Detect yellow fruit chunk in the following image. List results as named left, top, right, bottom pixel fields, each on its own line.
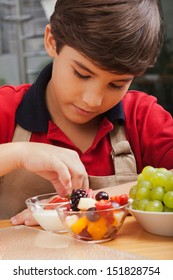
left=112, top=211, right=125, bottom=226
left=71, top=216, right=88, bottom=234
left=65, top=215, right=78, bottom=227
left=87, top=217, right=107, bottom=240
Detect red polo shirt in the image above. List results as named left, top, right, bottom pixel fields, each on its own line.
left=1, top=63, right=173, bottom=175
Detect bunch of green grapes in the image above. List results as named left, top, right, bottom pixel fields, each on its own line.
left=129, top=166, right=173, bottom=212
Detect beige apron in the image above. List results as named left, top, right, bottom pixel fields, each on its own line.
left=0, top=124, right=137, bottom=218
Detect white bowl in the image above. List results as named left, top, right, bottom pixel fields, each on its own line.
left=25, top=193, right=68, bottom=233
left=128, top=207, right=173, bottom=237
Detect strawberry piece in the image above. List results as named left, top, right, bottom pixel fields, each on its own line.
left=44, top=195, right=69, bottom=210
left=48, top=196, right=69, bottom=204
left=110, top=195, right=120, bottom=204
left=110, top=194, right=128, bottom=206
left=86, top=188, right=95, bottom=198
left=95, top=199, right=112, bottom=210
left=101, top=210, right=115, bottom=224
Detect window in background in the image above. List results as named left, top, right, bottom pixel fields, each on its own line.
left=131, top=0, right=173, bottom=116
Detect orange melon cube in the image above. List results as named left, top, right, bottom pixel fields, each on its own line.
left=71, top=215, right=88, bottom=234
left=87, top=217, right=108, bottom=240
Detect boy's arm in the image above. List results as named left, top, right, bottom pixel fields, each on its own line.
left=93, top=181, right=137, bottom=197
left=0, top=142, right=89, bottom=196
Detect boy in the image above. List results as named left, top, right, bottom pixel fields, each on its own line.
left=0, top=0, right=173, bottom=224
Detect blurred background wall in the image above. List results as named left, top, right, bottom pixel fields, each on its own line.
left=0, top=0, right=173, bottom=115
left=131, top=0, right=173, bottom=116
left=0, top=0, right=55, bottom=84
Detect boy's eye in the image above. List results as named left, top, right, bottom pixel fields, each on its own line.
left=109, top=82, right=123, bottom=90
left=73, top=69, right=90, bottom=80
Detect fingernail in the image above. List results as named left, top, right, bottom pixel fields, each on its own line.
left=10, top=217, right=17, bottom=225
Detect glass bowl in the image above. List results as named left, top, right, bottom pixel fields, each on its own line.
left=56, top=202, right=128, bottom=243
left=25, top=192, right=69, bottom=233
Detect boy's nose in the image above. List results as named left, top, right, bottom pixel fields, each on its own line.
left=82, top=88, right=104, bottom=108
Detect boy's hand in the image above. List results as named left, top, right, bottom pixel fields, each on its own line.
left=19, top=142, right=89, bottom=196
left=10, top=208, right=38, bottom=226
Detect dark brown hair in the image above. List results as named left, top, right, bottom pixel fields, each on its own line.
left=50, top=0, right=163, bottom=76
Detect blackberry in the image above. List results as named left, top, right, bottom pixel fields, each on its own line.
left=70, top=188, right=88, bottom=211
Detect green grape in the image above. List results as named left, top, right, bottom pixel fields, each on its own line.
left=137, top=173, right=145, bottom=183
left=163, top=191, right=173, bottom=209
left=129, top=166, right=173, bottom=212
left=129, top=185, right=137, bottom=199
left=142, top=166, right=156, bottom=181
left=136, top=199, right=149, bottom=211
left=163, top=205, right=173, bottom=212
left=150, top=186, right=165, bottom=201
left=157, top=168, right=172, bottom=177
left=137, top=180, right=152, bottom=190
left=146, top=200, right=163, bottom=212
left=136, top=187, right=151, bottom=200
left=131, top=199, right=139, bottom=210
left=164, top=174, right=173, bottom=192
left=150, top=171, right=167, bottom=187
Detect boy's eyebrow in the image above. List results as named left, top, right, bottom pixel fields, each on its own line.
left=73, top=60, right=133, bottom=82
left=73, top=60, right=95, bottom=75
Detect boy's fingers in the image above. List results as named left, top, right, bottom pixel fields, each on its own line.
left=52, top=158, right=89, bottom=193
left=82, top=175, right=89, bottom=189
left=71, top=175, right=89, bottom=190
left=10, top=209, right=37, bottom=226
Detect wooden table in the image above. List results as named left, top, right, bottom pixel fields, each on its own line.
left=1, top=216, right=172, bottom=260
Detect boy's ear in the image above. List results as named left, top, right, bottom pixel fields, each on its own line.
left=44, top=24, right=57, bottom=58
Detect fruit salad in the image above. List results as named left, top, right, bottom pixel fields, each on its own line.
left=57, top=189, right=128, bottom=242
left=129, top=166, right=173, bottom=212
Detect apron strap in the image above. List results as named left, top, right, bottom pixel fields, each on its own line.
left=89, top=125, right=137, bottom=190
left=12, top=124, right=31, bottom=142
left=110, top=125, right=137, bottom=175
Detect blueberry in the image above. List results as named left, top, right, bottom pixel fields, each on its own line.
left=95, top=191, right=109, bottom=201
left=86, top=207, right=100, bottom=222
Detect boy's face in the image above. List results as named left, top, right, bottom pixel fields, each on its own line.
left=46, top=45, right=133, bottom=125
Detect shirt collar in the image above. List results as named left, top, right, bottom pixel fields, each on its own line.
left=16, top=62, right=125, bottom=132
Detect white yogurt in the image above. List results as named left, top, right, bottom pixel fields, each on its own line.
left=32, top=209, right=66, bottom=232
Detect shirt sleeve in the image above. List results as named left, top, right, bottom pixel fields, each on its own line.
left=122, top=90, right=173, bottom=172
left=0, top=84, right=29, bottom=143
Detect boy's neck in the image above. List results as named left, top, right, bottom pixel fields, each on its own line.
left=53, top=115, right=101, bottom=153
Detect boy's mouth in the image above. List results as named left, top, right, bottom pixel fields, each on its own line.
left=73, top=105, right=97, bottom=116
